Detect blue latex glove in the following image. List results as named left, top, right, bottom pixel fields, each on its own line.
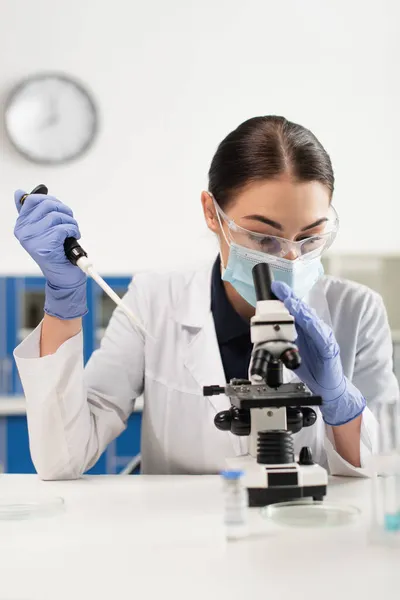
left=14, top=190, right=87, bottom=320
left=271, top=280, right=366, bottom=426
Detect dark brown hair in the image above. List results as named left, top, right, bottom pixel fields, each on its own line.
left=208, top=116, right=334, bottom=209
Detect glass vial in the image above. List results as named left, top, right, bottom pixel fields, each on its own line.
left=369, top=400, right=400, bottom=546
left=220, top=470, right=249, bottom=540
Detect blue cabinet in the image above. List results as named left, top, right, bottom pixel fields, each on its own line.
left=6, top=416, right=35, bottom=474
left=1, top=275, right=133, bottom=392
left=1, top=412, right=142, bottom=475
left=0, top=275, right=142, bottom=474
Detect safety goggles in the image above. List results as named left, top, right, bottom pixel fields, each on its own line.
left=211, top=195, right=339, bottom=260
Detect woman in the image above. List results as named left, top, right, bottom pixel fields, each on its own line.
left=13, top=116, right=398, bottom=479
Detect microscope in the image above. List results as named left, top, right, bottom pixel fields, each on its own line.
left=204, top=263, right=328, bottom=507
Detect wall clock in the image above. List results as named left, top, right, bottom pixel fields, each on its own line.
left=4, top=73, right=98, bottom=165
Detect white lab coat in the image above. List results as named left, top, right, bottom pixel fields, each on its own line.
left=14, top=262, right=398, bottom=480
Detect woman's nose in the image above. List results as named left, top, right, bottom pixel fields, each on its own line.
left=283, top=249, right=298, bottom=260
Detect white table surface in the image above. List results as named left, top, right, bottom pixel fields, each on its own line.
left=0, top=474, right=398, bottom=600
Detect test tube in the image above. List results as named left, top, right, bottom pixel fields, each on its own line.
left=369, top=401, right=400, bottom=546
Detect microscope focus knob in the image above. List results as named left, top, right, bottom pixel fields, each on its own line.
left=230, top=406, right=251, bottom=436
left=286, top=407, right=303, bottom=434
left=214, top=407, right=251, bottom=436
left=299, top=446, right=314, bottom=466
left=287, top=407, right=318, bottom=433
left=214, top=410, right=233, bottom=431
left=301, top=407, right=317, bottom=428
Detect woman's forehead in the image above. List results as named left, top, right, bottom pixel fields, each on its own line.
left=230, top=179, right=331, bottom=224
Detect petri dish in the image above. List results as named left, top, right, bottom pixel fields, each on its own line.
left=262, top=500, right=361, bottom=528
left=0, top=494, right=65, bottom=520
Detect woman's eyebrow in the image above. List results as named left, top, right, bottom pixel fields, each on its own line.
left=301, top=217, right=328, bottom=231
left=242, top=215, right=329, bottom=232
left=242, top=215, right=283, bottom=231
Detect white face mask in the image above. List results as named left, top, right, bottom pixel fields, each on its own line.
left=221, top=242, right=324, bottom=307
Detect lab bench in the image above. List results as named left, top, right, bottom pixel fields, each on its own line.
left=3, top=475, right=395, bottom=600
left=0, top=275, right=142, bottom=475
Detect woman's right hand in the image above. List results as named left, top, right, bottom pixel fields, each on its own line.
left=14, top=189, right=88, bottom=320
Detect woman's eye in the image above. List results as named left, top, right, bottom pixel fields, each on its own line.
left=249, top=235, right=281, bottom=253
left=299, top=236, right=324, bottom=252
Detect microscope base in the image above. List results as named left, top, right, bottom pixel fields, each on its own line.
left=247, top=484, right=327, bottom=507
left=226, top=455, right=328, bottom=508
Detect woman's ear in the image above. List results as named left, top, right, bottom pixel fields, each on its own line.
left=201, top=191, right=220, bottom=233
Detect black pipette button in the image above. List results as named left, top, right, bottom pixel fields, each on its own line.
left=30, top=184, right=48, bottom=195
left=19, top=184, right=49, bottom=206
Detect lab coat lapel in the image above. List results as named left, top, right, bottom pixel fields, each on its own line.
left=184, top=321, right=242, bottom=456
left=175, top=262, right=241, bottom=455
left=184, top=312, right=228, bottom=413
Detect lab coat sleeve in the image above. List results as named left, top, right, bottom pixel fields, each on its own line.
left=324, top=290, right=398, bottom=477
left=13, top=277, right=148, bottom=480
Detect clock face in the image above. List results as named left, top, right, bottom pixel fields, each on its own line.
left=4, top=73, right=98, bottom=165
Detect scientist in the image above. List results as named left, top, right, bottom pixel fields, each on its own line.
left=13, top=115, right=398, bottom=479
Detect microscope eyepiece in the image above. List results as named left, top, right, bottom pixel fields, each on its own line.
left=280, top=347, right=301, bottom=371
left=252, top=263, right=277, bottom=301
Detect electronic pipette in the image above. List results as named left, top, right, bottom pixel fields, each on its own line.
left=20, top=185, right=151, bottom=338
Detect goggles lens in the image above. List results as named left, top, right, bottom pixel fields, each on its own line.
left=212, top=196, right=338, bottom=259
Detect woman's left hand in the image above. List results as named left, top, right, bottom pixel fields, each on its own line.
left=271, top=281, right=366, bottom=426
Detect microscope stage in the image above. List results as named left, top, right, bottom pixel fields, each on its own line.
left=225, top=382, right=323, bottom=410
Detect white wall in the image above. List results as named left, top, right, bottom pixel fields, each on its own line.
left=0, top=0, right=399, bottom=275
